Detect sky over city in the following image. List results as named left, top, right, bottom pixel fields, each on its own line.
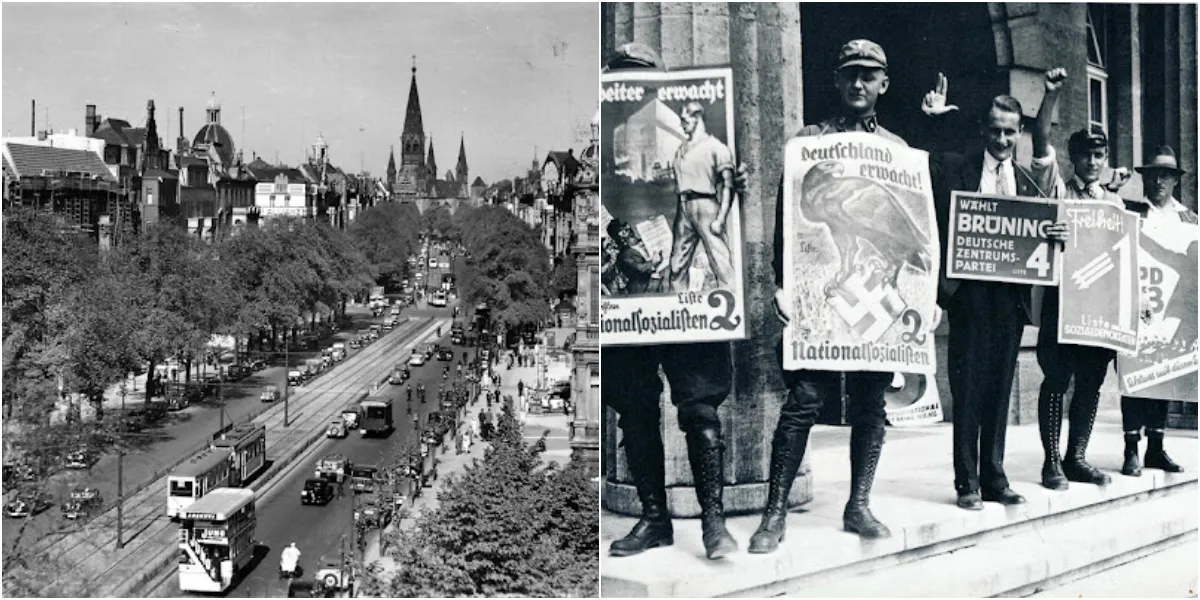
left=2, top=3, right=598, bottom=184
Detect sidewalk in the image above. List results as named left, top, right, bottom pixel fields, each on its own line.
left=361, top=362, right=577, bottom=578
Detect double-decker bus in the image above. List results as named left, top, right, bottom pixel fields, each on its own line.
left=177, top=487, right=256, bottom=593
left=211, top=423, right=266, bottom=486
left=358, top=398, right=394, bottom=437
left=167, top=449, right=233, bottom=519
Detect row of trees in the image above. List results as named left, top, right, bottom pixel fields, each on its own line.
left=365, top=402, right=598, bottom=597
left=2, top=203, right=434, bottom=474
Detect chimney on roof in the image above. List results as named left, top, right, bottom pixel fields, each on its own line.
left=86, top=104, right=96, bottom=136
left=32, top=100, right=36, bottom=136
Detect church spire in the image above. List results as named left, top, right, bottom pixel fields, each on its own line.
left=402, top=55, right=424, bottom=141
left=386, top=145, right=396, bottom=188
left=427, top=136, right=437, bottom=178
left=456, top=133, right=469, bottom=199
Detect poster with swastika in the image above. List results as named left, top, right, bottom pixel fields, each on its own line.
left=782, top=132, right=939, bottom=374
left=1057, top=201, right=1141, bottom=353
left=1116, top=217, right=1198, bottom=401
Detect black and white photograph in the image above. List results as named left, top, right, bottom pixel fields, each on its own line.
left=599, top=3, right=1198, bottom=597
left=2, top=3, right=600, bottom=597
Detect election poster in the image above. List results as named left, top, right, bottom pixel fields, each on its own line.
left=781, top=132, right=939, bottom=374
left=1057, top=201, right=1141, bottom=353
left=1117, top=218, right=1198, bottom=401
left=599, top=67, right=747, bottom=346
left=947, top=192, right=1061, bottom=285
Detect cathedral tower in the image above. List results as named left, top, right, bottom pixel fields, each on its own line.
left=455, top=134, right=469, bottom=199
left=396, top=56, right=427, bottom=196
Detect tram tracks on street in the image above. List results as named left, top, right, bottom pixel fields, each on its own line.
left=26, top=317, right=442, bottom=597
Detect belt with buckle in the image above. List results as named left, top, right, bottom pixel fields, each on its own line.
left=679, top=191, right=717, bottom=201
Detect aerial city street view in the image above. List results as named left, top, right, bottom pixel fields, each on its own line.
left=2, top=3, right=599, bottom=597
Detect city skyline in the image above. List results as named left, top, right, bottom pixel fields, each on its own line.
left=2, top=2, right=598, bottom=183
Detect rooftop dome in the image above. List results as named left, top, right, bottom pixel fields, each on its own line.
left=193, top=123, right=236, bottom=165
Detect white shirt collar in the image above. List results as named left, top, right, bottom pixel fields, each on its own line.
left=982, top=151, right=1010, bottom=174
left=1147, top=197, right=1187, bottom=215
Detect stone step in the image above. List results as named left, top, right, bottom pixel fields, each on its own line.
left=600, top=423, right=1197, bottom=597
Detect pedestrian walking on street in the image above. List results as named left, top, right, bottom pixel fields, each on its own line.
left=518, top=380, right=525, bottom=398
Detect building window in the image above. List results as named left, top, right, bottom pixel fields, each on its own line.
left=1086, top=4, right=1108, bottom=133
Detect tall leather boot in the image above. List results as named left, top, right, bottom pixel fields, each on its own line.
left=843, top=426, right=891, bottom=539
left=1039, top=390, right=1069, bottom=490
left=686, top=427, right=738, bottom=559
left=1144, top=430, right=1184, bottom=473
left=1062, top=393, right=1111, bottom=485
left=609, top=422, right=674, bottom=557
left=748, top=429, right=809, bottom=554
left=1121, top=432, right=1142, bottom=476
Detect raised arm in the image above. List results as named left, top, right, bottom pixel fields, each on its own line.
left=1034, top=68, right=1067, bottom=159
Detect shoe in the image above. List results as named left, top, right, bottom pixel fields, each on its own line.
left=686, top=427, right=738, bottom=560
left=981, top=487, right=1026, bottom=505
left=608, top=419, right=674, bottom=557
left=1121, top=432, right=1142, bottom=477
left=748, top=429, right=809, bottom=554
left=1144, top=430, right=1184, bottom=473
left=842, top=427, right=891, bottom=539
left=1062, top=392, right=1111, bottom=485
left=956, top=491, right=983, bottom=511
left=1039, top=390, right=1069, bottom=490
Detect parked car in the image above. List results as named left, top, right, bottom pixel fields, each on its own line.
left=437, top=347, right=454, bottom=361
left=65, top=447, right=94, bottom=470
left=314, top=563, right=351, bottom=594
left=286, top=580, right=323, bottom=598
left=331, top=343, right=346, bottom=361
left=301, top=478, right=335, bottom=506
left=408, top=353, right=426, bottom=367
left=288, top=370, right=304, bottom=387
left=348, top=338, right=362, bottom=350
left=5, top=493, right=50, bottom=518
left=62, top=487, right=102, bottom=520
left=350, top=464, right=379, bottom=493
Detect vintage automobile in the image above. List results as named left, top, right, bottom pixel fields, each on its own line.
left=315, top=455, right=350, bottom=483
left=367, top=325, right=381, bottom=340
left=5, top=493, right=51, bottom=518
left=314, top=562, right=351, bottom=594
left=301, top=477, right=335, bottom=506
left=349, top=464, right=379, bottom=494
left=341, top=405, right=360, bottom=430
left=437, top=347, right=454, bottom=361
left=325, top=419, right=347, bottom=439
left=354, top=491, right=391, bottom=529
left=286, top=580, right=325, bottom=598
left=288, top=370, right=304, bottom=387
left=331, top=343, right=347, bottom=361
left=348, top=338, right=362, bottom=350
left=61, top=487, right=102, bottom=520
left=408, top=352, right=426, bottom=367
left=261, top=385, right=281, bottom=403
left=65, top=447, right=94, bottom=470
left=382, top=321, right=394, bottom=332
left=389, top=367, right=409, bottom=385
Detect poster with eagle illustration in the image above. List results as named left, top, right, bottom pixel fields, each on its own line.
left=782, top=132, right=939, bottom=374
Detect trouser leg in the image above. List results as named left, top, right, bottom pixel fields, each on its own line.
left=748, top=362, right=830, bottom=554
left=1061, top=346, right=1113, bottom=485
left=667, top=201, right=700, bottom=292
left=978, top=285, right=1023, bottom=493
left=604, top=346, right=674, bottom=557
left=843, top=371, right=892, bottom=538
left=687, top=198, right=735, bottom=288
left=1037, top=321, right=1071, bottom=490
left=949, top=283, right=989, bottom=495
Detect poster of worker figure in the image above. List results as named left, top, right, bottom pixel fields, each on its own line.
left=1117, top=217, right=1199, bottom=401
left=1057, top=201, right=1141, bottom=353
left=781, top=132, right=939, bottom=374
left=599, top=67, right=747, bottom=346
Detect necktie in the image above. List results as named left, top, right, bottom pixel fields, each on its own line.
left=995, top=162, right=1009, bottom=196
left=861, top=116, right=878, bottom=133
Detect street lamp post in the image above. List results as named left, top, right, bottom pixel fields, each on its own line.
left=117, top=381, right=126, bottom=549
left=283, top=343, right=290, bottom=428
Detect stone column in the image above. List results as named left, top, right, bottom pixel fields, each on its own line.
left=602, top=2, right=812, bottom=517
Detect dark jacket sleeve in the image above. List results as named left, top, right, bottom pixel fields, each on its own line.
left=620, top=248, right=656, bottom=275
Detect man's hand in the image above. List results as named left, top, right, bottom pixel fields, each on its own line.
left=921, top=72, right=959, bottom=116
left=773, top=287, right=793, bottom=325
left=1045, top=221, right=1071, bottom=243
left=733, top=163, right=750, bottom=193
left=1044, top=67, right=1068, bottom=93
left=709, top=219, right=725, bottom=237
left=1106, top=167, right=1132, bottom=193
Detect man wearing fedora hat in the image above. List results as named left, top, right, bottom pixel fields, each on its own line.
left=1032, top=122, right=1133, bottom=492
left=1118, top=145, right=1196, bottom=477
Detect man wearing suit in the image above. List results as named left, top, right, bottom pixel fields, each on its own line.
left=604, top=43, right=738, bottom=561
left=921, top=69, right=1070, bottom=510
left=1119, top=145, right=1195, bottom=477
